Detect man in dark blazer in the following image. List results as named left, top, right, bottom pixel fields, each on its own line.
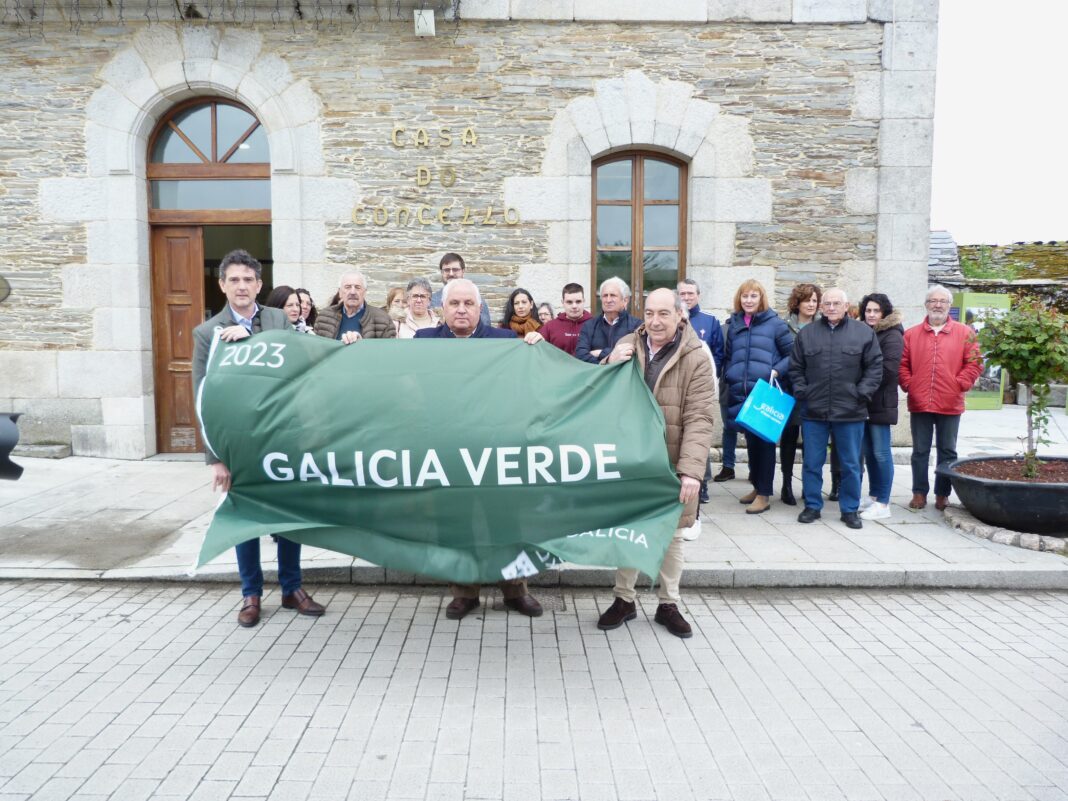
left=415, top=278, right=545, bottom=620
left=192, top=249, right=326, bottom=628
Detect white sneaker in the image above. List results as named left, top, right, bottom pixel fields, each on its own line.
left=681, top=518, right=702, bottom=541
left=860, top=502, right=891, bottom=520
left=859, top=496, right=876, bottom=511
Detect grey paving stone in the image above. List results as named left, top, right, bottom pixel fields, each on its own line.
left=5, top=583, right=1068, bottom=801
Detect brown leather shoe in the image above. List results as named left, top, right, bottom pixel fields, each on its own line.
left=504, top=594, right=544, bottom=617
left=738, top=488, right=758, bottom=504
left=745, top=495, right=770, bottom=514
left=281, top=588, right=325, bottom=616
left=935, top=495, right=950, bottom=511
left=908, top=493, right=927, bottom=510
left=654, top=603, right=692, bottom=639
left=237, top=595, right=261, bottom=628
left=597, top=597, right=637, bottom=630
left=445, top=597, right=480, bottom=620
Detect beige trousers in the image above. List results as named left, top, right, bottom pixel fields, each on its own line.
left=613, top=528, right=685, bottom=603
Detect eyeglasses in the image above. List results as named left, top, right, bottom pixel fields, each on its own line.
left=822, top=301, right=845, bottom=307
left=409, top=293, right=430, bottom=301
left=441, top=267, right=463, bottom=276
left=926, top=299, right=950, bottom=306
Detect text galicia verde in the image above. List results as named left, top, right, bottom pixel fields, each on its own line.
left=262, top=445, right=622, bottom=488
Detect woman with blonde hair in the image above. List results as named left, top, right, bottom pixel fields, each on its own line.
left=384, top=286, right=407, bottom=335
left=722, top=279, right=794, bottom=514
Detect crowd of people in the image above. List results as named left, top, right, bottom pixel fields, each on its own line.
left=197, top=248, right=982, bottom=638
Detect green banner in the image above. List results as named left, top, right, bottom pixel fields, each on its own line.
left=196, top=331, right=683, bottom=583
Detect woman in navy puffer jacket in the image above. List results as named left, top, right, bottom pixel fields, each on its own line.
left=723, top=279, right=795, bottom=514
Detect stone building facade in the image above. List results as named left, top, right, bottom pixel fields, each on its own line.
left=0, top=0, right=939, bottom=458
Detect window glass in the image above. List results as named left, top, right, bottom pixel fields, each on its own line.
left=226, top=125, right=269, bottom=163
left=642, top=251, right=679, bottom=297
left=171, top=105, right=212, bottom=160
left=644, top=160, right=680, bottom=201
left=216, top=104, right=258, bottom=153
left=643, top=206, right=679, bottom=248
left=151, top=180, right=271, bottom=210
left=151, top=128, right=201, bottom=164
left=596, top=252, right=632, bottom=298
left=596, top=160, right=632, bottom=201
left=596, top=206, right=631, bottom=248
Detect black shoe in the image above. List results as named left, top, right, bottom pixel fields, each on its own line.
left=712, top=467, right=735, bottom=483
left=827, top=474, right=840, bottom=502
left=445, top=597, right=480, bottom=620
left=780, top=478, right=796, bottom=506
left=840, top=512, right=862, bottom=529
left=797, top=507, right=821, bottom=524
left=654, top=603, right=692, bottom=639
left=597, top=598, right=637, bottom=630
left=699, top=482, right=710, bottom=504
left=503, top=594, right=543, bottom=617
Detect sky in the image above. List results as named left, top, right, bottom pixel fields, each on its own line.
left=930, top=1, right=1068, bottom=245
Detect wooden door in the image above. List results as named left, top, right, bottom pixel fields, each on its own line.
left=151, top=226, right=204, bottom=453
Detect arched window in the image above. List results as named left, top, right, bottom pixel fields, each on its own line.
left=592, top=153, right=687, bottom=312
left=147, top=98, right=270, bottom=223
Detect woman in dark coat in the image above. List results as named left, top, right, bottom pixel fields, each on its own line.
left=723, top=279, right=794, bottom=514
left=858, top=292, right=904, bottom=520
left=779, top=283, right=821, bottom=505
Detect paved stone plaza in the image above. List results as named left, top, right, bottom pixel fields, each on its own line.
left=1, top=581, right=1067, bottom=801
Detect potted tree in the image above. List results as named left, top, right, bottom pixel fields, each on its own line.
left=939, top=298, right=1068, bottom=533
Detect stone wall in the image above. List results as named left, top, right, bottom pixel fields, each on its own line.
left=0, top=1, right=939, bottom=456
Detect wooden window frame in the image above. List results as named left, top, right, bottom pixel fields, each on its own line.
left=591, top=151, right=688, bottom=313
left=147, top=97, right=270, bottom=225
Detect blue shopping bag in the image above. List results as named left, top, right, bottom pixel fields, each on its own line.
left=735, top=378, right=795, bottom=444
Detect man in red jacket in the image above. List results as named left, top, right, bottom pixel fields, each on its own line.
left=899, top=285, right=983, bottom=511
left=539, top=282, right=592, bottom=356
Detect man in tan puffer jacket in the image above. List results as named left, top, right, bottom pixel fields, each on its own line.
left=596, top=288, right=716, bottom=639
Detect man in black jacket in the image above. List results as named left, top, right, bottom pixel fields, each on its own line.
left=789, top=288, right=882, bottom=529
left=575, top=276, right=641, bottom=363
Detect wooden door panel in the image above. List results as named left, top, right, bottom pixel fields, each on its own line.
left=152, top=226, right=204, bottom=453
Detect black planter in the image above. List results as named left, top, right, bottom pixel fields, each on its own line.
left=938, top=456, right=1068, bottom=535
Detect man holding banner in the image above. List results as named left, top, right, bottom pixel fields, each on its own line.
left=596, top=288, right=716, bottom=639
left=416, top=278, right=546, bottom=619
left=192, top=249, right=326, bottom=628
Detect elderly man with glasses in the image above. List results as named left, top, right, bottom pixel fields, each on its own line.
left=789, top=287, right=883, bottom=529
left=899, top=285, right=983, bottom=511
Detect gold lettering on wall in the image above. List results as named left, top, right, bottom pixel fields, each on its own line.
left=359, top=122, right=517, bottom=227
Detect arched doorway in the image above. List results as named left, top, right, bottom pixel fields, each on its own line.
left=148, top=98, right=271, bottom=453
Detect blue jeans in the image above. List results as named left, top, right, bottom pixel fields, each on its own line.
left=910, top=412, right=961, bottom=497
left=236, top=536, right=302, bottom=597
left=801, top=420, right=865, bottom=513
left=863, top=423, right=894, bottom=504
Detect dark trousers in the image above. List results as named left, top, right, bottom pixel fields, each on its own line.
left=910, top=412, right=961, bottom=498
left=779, top=423, right=800, bottom=477
left=236, top=536, right=302, bottom=597
left=451, top=580, right=528, bottom=600
left=747, top=436, right=778, bottom=496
